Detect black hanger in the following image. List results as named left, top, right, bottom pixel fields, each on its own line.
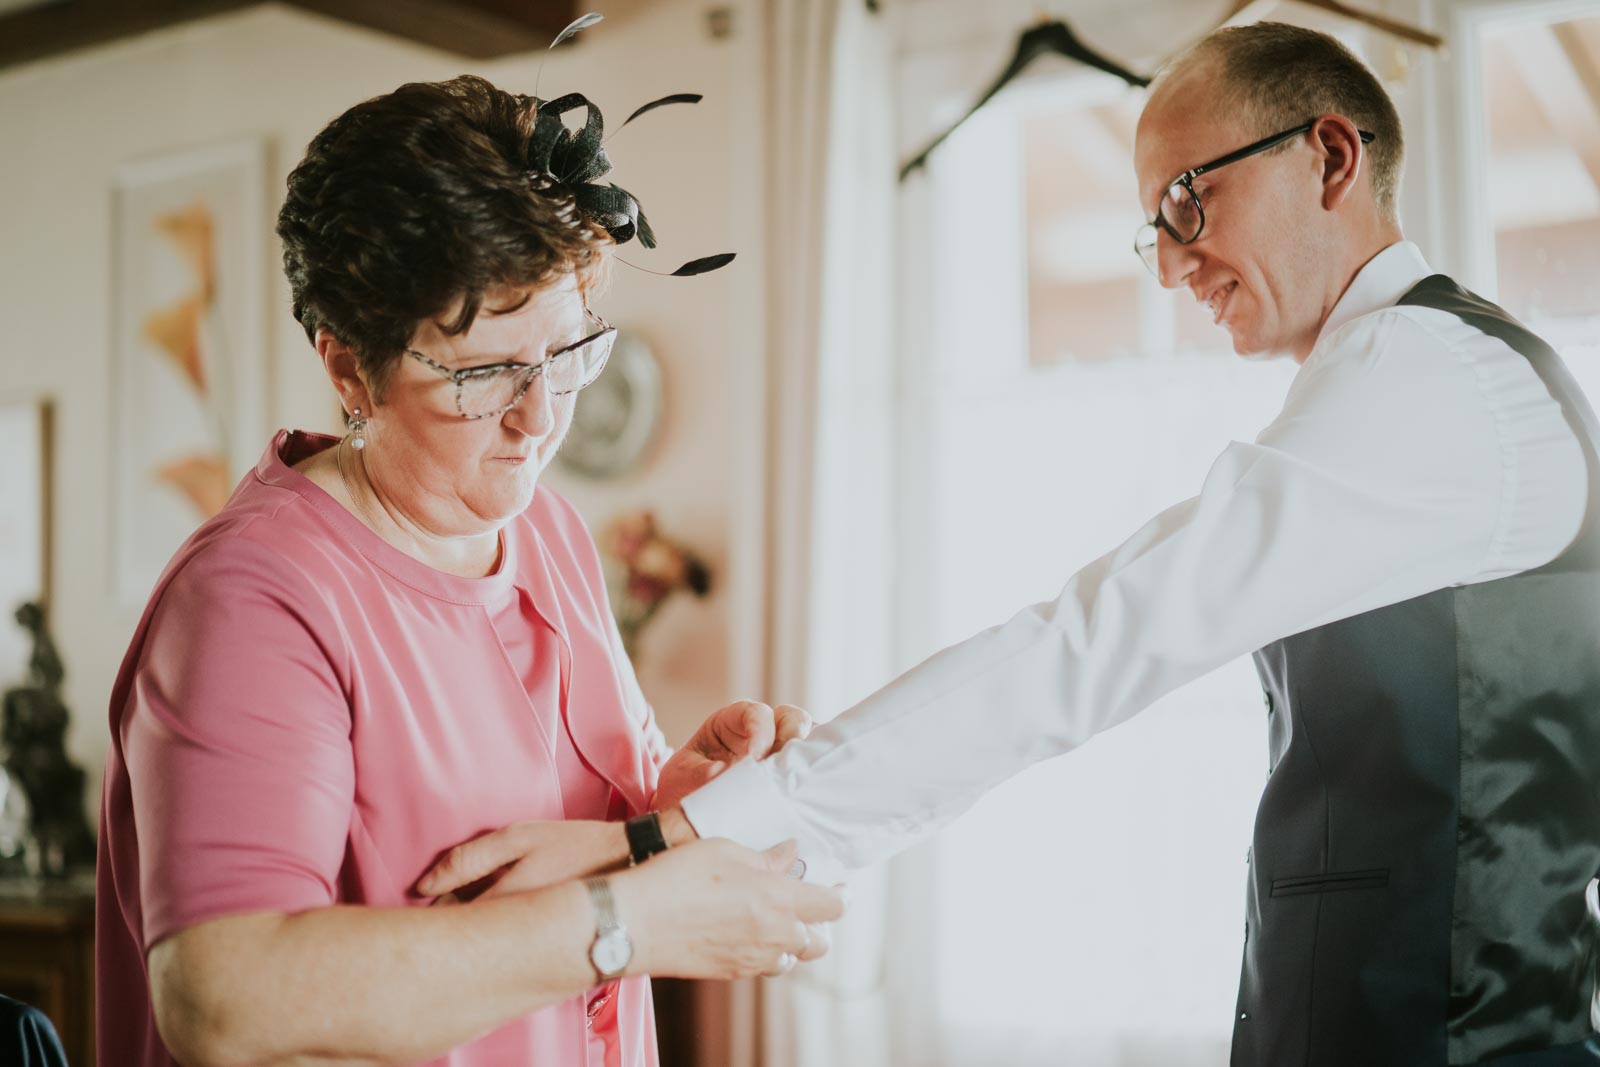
left=899, top=19, right=1151, bottom=182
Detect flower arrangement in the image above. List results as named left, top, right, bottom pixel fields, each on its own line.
left=602, top=511, right=711, bottom=656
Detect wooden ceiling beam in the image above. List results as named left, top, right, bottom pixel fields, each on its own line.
left=0, top=0, right=578, bottom=70
left=0, top=0, right=249, bottom=71
left=292, top=0, right=575, bottom=59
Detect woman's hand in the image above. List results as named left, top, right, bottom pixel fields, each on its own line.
left=654, top=700, right=813, bottom=812
left=612, top=838, right=844, bottom=980
left=419, top=699, right=813, bottom=902
left=418, top=820, right=628, bottom=903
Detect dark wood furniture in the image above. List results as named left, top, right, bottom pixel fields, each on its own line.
left=652, top=977, right=697, bottom=1067
left=0, top=876, right=95, bottom=1067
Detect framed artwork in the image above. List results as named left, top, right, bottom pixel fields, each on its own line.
left=110, top=139, right=267, bottom=606
left=0, top=398, right=51, bottom=687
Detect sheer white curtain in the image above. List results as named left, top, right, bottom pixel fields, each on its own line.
left=721, top=0, right=899, bottom=1064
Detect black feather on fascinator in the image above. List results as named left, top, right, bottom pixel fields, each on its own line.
left=527, top=14, right=735, bottom=277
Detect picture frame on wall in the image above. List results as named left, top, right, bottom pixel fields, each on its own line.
left=0, top=398, right=52, bottom=688
left=110, top=138, right=267, bottom=607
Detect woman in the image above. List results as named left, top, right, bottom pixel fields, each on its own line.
left=96, top=71, right=841, bottom=1067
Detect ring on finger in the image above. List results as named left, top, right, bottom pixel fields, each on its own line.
left=774, top=951, right=798, bottom=976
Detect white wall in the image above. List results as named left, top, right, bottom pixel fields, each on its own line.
left=0, top=0, right=768, bottom=820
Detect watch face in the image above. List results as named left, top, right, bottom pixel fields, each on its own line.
left=592, top=928, right=633, bottom=976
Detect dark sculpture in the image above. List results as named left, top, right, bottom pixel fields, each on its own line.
left=1, top=602, right=94, bottom=876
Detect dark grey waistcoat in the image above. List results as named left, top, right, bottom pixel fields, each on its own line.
left=1232, top=275, right=1600, bottom=1067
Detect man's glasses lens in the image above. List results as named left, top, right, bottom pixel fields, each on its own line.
left=1161, top=181, right=1203, bottom=241
left=1135, top=225, right=1160, bottom=276
left=1134, top=181, right=1204, bottom=277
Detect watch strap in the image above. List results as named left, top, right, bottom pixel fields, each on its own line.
left=584, top=876, right=631, bottom=981
left=584, top=876, right=620, bottom=931
left=624, top=812, right=670, bottom=866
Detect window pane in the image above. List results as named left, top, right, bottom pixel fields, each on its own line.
left=1481, top=12, right=1600, bottom=392
left=1023, top=97, right=1143, bottom=363
left=903, top=72, right=1298, bottom=1066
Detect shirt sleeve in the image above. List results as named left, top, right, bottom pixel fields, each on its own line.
left=124, top=533, right=355, bottom=950
left=681, top=310, right=1588, bottom=884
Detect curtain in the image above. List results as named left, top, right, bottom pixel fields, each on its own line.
left=702, top=0, right=899, bottom=1064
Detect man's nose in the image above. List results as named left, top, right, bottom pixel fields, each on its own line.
left=1155, top=230, right=1200, bottom=290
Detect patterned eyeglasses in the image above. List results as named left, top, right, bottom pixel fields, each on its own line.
left=405, top=306, right=616, bottom=419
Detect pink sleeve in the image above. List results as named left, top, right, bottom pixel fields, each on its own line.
left=123, top=536, right=354, bottom=950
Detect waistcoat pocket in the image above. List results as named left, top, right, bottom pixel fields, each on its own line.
left=1270, top=868, right=1390, bottom=897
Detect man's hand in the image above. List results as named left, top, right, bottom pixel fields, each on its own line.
left=654, top=700, right=812, bottom=812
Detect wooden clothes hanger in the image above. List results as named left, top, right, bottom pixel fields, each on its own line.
left=898, top=16, right=1151, bottom=182
left=1219, top=0, right=1443, bottom=49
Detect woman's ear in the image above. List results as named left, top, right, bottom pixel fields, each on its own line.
left=1313, top=114, right=1365, bottom=213
left=316, top=329, right=372, bottom=418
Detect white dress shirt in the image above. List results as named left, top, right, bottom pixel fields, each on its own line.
left=682, top=241, right=1589, bottom=887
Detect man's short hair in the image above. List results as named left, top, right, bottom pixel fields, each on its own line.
left=1160, top=22, right=1405, bottom=219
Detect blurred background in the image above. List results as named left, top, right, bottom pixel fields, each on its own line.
left=0, top=0, right=1596, bottom=1064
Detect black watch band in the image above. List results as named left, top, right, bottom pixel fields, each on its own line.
left=624, top=812, right=670, bottom=866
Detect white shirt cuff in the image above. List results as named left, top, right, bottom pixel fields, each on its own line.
left=679, top=757, right=845, bottom=885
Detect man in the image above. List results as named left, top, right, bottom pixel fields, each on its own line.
left=678, top=22, right=1600, bottom=1066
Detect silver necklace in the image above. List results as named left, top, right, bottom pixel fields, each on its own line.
left=334, top=435, right=387, bottom=534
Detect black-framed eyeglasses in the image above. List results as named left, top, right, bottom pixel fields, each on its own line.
left=405, top=306, right=617, bottom=420
left=1134, top=123, right=1375, bottom=278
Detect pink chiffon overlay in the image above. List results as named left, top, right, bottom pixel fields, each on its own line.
left=97, top=430, right=669, bottom=1066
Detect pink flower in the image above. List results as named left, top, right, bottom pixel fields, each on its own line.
left=605, top=512, right=658, bottom=563
left=633, top=540, right=688, bottom=587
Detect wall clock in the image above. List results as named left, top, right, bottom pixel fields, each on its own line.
left=555, top=329, right=663, bottom=479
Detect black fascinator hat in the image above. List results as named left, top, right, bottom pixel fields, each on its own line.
left=525, top=12, right=734, bottom=278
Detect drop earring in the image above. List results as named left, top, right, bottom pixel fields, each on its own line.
left=350, top=407, right=368, bottom=451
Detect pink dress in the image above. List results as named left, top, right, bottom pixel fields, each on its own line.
left=97, top=430, right=670, bottom=1067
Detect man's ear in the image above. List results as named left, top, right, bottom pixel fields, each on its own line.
left=315, top=329, right=373, bottom=418
left=1313, top=114, right=1366, bottom=212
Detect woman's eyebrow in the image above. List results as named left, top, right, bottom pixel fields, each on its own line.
left=459, top=326, right=586, bottom=367
left=484, top=292, right=534, bottom=316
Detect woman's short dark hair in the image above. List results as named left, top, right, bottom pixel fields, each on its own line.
left=277, top=74, right=611, bottom=393
left=1165, top=22, right=1405, bottom=219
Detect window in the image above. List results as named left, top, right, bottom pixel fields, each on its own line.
left=884, top=7, right=1600, bottom=1064
left=1478, top=10, right=1600, bottom=395
left=893, top=68, right=1296, bottom=1067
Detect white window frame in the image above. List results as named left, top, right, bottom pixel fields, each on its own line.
left=1417, top=0, right=1600, bottom=294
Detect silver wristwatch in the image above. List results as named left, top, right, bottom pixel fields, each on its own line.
left=584, top=877, right=633, bottom=981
